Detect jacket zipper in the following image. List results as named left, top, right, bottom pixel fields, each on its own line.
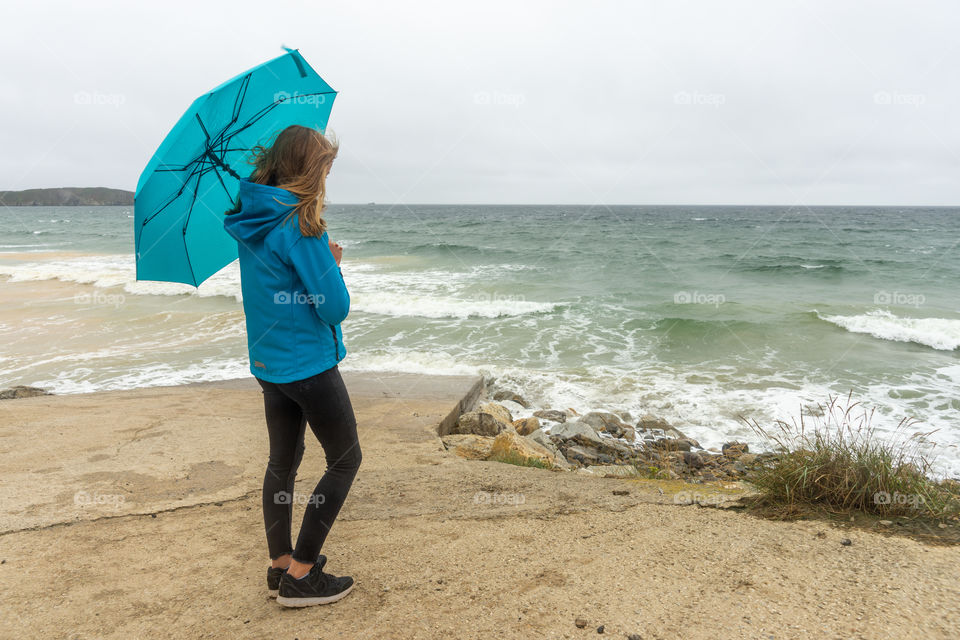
left=330, top=325, right=340, bottom=359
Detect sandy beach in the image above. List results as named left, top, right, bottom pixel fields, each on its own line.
left=0, top=372, right=957, bottom=640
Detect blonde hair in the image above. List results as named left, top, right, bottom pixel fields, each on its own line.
left=234, top=124, right=339, bottom=237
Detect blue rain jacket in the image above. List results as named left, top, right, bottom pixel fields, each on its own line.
left=223, top=178, right=349, bottom=382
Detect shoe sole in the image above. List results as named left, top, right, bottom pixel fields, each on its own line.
left=275, top=583, right=354, bottom=608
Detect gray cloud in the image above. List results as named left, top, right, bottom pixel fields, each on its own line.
left=2, top=0, right=958, bottom=204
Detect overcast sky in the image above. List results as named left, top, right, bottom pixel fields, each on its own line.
left=2, top=0, right=958, bottom=205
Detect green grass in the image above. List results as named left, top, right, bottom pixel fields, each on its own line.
left=488, top=450, right=554, bottom=470
left=742, top=393, right=960, bottom=520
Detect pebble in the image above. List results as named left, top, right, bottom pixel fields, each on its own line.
left=575, top=617, right=588, bottom=628
left=840, top=538, right=852, bottom=546
left=596, top=625, right=604, bottom=634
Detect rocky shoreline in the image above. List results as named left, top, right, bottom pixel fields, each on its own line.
left=441, top=378, right=778, bottom=482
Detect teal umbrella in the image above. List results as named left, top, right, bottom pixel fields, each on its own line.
left=134, top=48, right=336, bottom=285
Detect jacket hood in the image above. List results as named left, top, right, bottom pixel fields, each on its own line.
left=223, top=178, right=298, bottom=243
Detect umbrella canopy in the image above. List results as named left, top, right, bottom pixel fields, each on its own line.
left=134, top=48, right=336, bottom=285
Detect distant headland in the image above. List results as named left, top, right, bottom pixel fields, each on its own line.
left=0, top=187, right=133, bottom=206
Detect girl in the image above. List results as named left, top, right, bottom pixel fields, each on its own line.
left=224, top=124, right=360, bottom=607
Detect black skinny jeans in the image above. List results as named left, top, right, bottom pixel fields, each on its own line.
left=256, top=365, right=362, bottom=564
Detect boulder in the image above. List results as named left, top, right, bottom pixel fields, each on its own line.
left=492, top=389, right=529, bottom=407
left=722, top=442, right=749, bottom=458
left=637, top=414, right=671, bottom=431
left=563, top=444, right=603, bottom=466
left=682, top=451, right=704, bottom=469
left=527, top=428, right=558, bottom=452
left=579, top=411, right=629, bottom=436
left=478, top=401, right=513, bottom=425
left=441, top=434, right=495, bottom=460
left=648, top=437, right=694, bottom=452
left=532, top=409, right=567, bottom=423
left=512, top=416, right=540, bottom=436
left=498, top=399, right=526, bottom=416
left=549, top=420, right=604, bottom=447
left=452, top=411, right=509, bottom=437
left=489, top=430, right=555, bottom=466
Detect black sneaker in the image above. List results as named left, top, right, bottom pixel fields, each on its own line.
left=276, top=558, right=354, bottom=608
left=267, top=554, right=325, bottom=598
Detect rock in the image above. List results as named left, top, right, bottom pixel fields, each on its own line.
left=550, top=420, right=604, bottom=447
left=492, top=389, right=528, bottom=407
left=613, top=490, right=630, bottom=496
left=840, top=538, right=852, bottom=546
left=637, top=414, right=671, bottom=431
left=0, top=386, right=51, bottom=400
left=597, top=625, right=605, bottom=634
left=512, top=416, right=540, bottom=436
left=575, top=618, right=588, bottom=629
left=441, top=434, right=495, bottom=460
left=879, top=520, right=893, bottom=526
left=682, top=451, right=704, bottom=469
left=620, top=426, right=636, bottom=442
left=527, top=428, right=557, bottom=451
left=628, top=635, right=643, bottom=640
left=452, top=411, right=509, bottom=437
left=497, top=399, right=526, bottom=416
left=738, top=453, right=757, bottom=465
left=564, top=444, right=603, bottom=466
left=722, top=442, right=749, bottom=458
left=532, top=409, right=567, bottom=423
left=579, top=411, right=629, bottom=436
left=663, top=427, right=692, bottom=441
left=478, top=401, right=513, bottom=425
left=489, top=430, right=555, bottom=466
left=615, top=410, right=633, bottom=422
left=648, top=438, right=693, bottom=452
left=552, top=449, right=573, bottom=470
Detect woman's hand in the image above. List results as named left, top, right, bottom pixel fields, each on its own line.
left=329, top=239, right=343, bottom=266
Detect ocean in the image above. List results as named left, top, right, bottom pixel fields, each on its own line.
left=2, top=204, right=959, bottom=476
